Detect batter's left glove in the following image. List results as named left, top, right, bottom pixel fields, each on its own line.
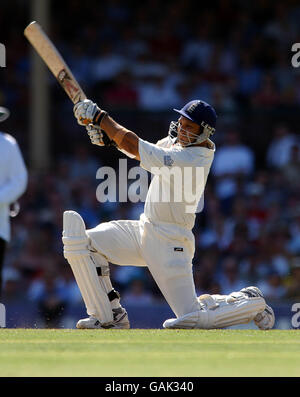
left=86, top=124, right=116, bottom=147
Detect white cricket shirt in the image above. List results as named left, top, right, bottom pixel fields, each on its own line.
left=138, top=136, right=215, bottom=230
left=0, top=133, right=28, bottom=241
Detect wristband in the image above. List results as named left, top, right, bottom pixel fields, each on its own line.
left=93, top=110, right=108, bottom=126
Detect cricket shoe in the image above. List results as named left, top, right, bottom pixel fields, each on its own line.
left=76, top=308, right=130, bottom=329
left=240, top=286, right=275, bottom=330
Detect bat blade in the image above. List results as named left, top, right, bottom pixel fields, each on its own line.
left=24, top=21, right=86, bottom=104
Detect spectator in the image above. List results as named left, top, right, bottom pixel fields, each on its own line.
left=287, top=211, right=300, bottom=255
left=282, top=145, right=300, bottom=188
left=91, top=43, right=128, bottom=84
left=240, top=252, right=271, bottom=285
left=67, top=42, right=92, bottom=87
left=217, top=256, right=245, bottom=295
left=266, top=124, right=300, bottom=169
left=119, top=27, right=149, bottom=60
left=103, top=70, right=138, bottom=109
left=113, top=265, right=148, bottom=294
left=181, top=25, right=214, bottom=71
left=252, top=75, right=281, bottom=108
left=257, top=271, right=287, bottom=301
left=198, top=214, right=233, bottom=250
left=211, top=129, right=254, bottom=210
left=266, top=230, right=291, bottom=277
left=245, top=185, right=267, bottom=240
left=187, top=71, right=213, bottom=104
left=69, top=145, right=100, bottom=182
left=194, top=250, right=219, bottom=295
left=137, top=75, right=181, bottom=111
left=1, top=266, right=22, bottom=302
left=285, top=257, right=300, bottom=301
left=28, top=267, right=67, bottom=328
left=122, top=279, right=154, bottom=306
left=237, top=53, right=262, bottom=104
left=131, top=52, right=168, bottom=80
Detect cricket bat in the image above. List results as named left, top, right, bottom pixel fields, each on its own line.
left=24, top=21, right=86, bottom=104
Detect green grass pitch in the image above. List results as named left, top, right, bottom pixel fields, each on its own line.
left=0, top=329, right=299, bottom=377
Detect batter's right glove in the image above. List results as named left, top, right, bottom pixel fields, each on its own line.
left=86, top=124, right=116, bottom=147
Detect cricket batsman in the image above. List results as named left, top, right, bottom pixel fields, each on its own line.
left=62, top=98, right=275, bottom=330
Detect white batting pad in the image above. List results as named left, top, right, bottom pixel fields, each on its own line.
left=163, top=292, right=266, bottom=329
left=62, top=210, right=113, bottom=326
left=163, top=310, right=205, bottom=329
left=207, top=292, right=266, bottom=328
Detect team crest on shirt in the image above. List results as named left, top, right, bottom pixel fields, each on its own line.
left=164, top=155, right=174, bottom=167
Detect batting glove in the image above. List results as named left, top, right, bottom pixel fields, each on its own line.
left=86, top=124, right=116, bottom=147
left=74, top=99, right=105, bottom=126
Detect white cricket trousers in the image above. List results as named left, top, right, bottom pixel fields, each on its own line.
left=86, top=214, right=200, bottom=318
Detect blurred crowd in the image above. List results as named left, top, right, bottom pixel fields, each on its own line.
left=1, top=0, right=300, bottom=327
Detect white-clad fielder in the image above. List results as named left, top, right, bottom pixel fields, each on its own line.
left=0, top=107, right=28, bottom=299
left=62, top=98, right=275, bottom=330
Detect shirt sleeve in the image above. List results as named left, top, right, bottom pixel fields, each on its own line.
left=117, top=147, right=137, bottom=159
left=155, top=136, right=172, bottom=148
left=0, top=137, right=28, bottom=204
left=139, top=138, right=181, bottom=174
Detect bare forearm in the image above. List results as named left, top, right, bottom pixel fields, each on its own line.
left=101, top=115, right=140, bottom=160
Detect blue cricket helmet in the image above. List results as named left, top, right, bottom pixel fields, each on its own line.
left=173, top=100, right=217, bottom=129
